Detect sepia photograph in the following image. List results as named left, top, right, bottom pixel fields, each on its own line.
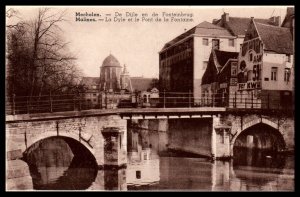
left=5, top=5, right=294, bottom=191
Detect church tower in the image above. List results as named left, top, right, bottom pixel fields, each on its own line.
left=120, top=64, right=133, bottom=92
left=99, top=54, right=122, bottom=92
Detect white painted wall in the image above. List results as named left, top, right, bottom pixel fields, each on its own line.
left=262, top=53, right=294, bottom=91
left=193, top=36, right=240, bottom=101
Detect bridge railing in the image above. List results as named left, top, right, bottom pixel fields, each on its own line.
left=5, top=91, right=294, bottom=115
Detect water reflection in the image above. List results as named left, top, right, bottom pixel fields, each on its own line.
left=32, top=155, right=98, bottom=190
left=25, top=124, right=294, bottom=191
left=231, top=147, right=294, bottom=191
left=127, top=126, right=160, bottom=189
left=25, top=137, right=98, bottom=190
left=124, top=125, right=294, bottom=191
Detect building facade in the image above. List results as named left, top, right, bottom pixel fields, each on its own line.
left=201, top=14, right=294, bottom=109
left=235, top=18, right=294, bottom=109
left=201, top=49, right=239, bottom=107
left=159, top=21, right=236, bottom=106
left=99, top=54, right=133, bottom=93
left=81, top=54, right=158, bottom=109
left=159, top=13, right=280, bottom=106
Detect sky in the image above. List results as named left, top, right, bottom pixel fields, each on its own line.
left=6, top=6, right=290, bottom=78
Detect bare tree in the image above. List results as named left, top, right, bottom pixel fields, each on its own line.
left=6, top=8, right=82, bottom=102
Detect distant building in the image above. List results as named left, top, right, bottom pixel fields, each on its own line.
left=120, top=65, right=133, bottom=92
left=130, top=77, right=154, bottom=92
left=99, top=54, right=132, bottom=93
left=81, top=54, right=157, bottom=108
left=159, top=13, right=281, bottom=106
left=80, top=77, right=100, bottom=108
left=140, top=88, right=159, bottom=107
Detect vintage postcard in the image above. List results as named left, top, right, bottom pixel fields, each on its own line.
left=5, top=5, right=294, bottom=191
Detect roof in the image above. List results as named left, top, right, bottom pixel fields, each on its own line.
left=202, top=49, right=238, bottom=85
left=282, top=7, right=294, bottom=28
left=81, top=77, right=100, bottom=86
left=214, top=17, right=278, bottom=36
left=130, top=77, right=154, bottom=91
left=255, top=22, right=293, bottom=54
left=161, top=21, right=232, bottom=51
left=214, top=49, right=239, bottom=68
left=102, top=54, right=121, bottom=67
left=81, top=76, right=155, bottom=92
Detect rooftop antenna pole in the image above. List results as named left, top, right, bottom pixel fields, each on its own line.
left=270, top=9, right=275, bottom=18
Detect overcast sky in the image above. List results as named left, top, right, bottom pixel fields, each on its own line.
left=6, top=6, right=290, bottom=78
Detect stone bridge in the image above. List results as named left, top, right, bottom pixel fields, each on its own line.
left=6, top=108, right=294, bottom=190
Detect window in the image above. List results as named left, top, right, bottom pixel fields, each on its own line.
left=271, top=67, right=278, bottom=81
left=212, top=39, right=220, bottom=50
left=202, top=38, right=209, bottom=46
left=286, top=55, right=291, bottom=62
left=203, top=61, right=208, bottom=70
left=93, top=93, right=97, bottom=96
left=136, top=171, right=141, bottom=179
left=229, top=39, right=235, bottom=47
left=249, top=53, right=253, bottom=61
left=284, top=68, right=291, bottom=82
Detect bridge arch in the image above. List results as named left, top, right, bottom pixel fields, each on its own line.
left=25, top=131, right=95, bottom=161
left=22, top=136, right=98, bottom=190
left=230, top=117, right=285, bottom=155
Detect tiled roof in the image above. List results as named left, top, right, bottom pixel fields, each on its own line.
left=202, top=53, right=218, bottom=85
left=161, top=21, right=232, bottom=51
left=215, top=17, right=278, bottom=36
left=81, top=76, right=155, bottom=92
left=130, top=77, right=154, bottom=91
left=81, top=77, right=100, bottom=86
left=255, top=22, right=293, bottom=54
left=202, top=50, right=238, bottom=85
left=214, top=50, right=239, bottom=68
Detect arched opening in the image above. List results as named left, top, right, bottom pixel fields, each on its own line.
left=234, top=123, right=285, bottom=151
left=232, top=123, right=288, bottom=189
left=22, top=136, right=98, bottom=190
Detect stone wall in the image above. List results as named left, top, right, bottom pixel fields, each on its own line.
left=6, top=114, right=127, bottom=190
left=168, top=118, right=213, bottom=157
left=219, top=113, right=294, bottom=156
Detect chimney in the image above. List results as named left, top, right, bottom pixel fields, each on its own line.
left=269, top=16, right=281, bottom=26
left=212, top=19, right=218, bottom=24
left=222, top=13, right=229, bottom=23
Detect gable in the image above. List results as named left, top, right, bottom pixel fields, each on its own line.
left=244, top=20, right=259, bottom=42
left=201, top=53, right=219, bottom=85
